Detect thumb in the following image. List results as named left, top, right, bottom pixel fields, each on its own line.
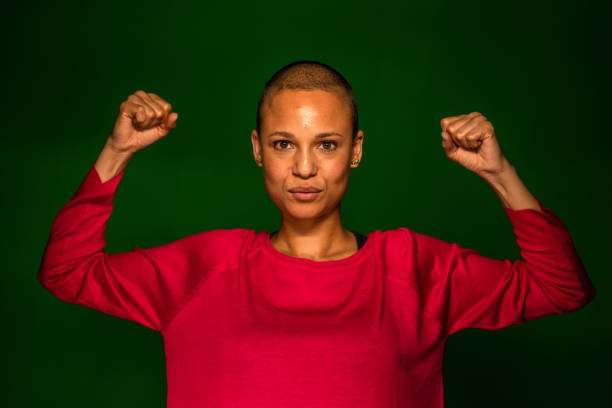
left=441, top=131, right=457, bottom=155
left=160, top=112, right=178, bottom=133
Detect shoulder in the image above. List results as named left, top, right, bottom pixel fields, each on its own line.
left=137, top=228, right=255, bottom=271
left=378, top=226, right=449, bottom=257
left=377, top=227, right=454, bottom=282
left=189, top=228, right=255, bottom=260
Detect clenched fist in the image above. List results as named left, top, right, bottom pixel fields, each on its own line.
left=440, top=112, right=507, bottom=177
left=108, top=90, right=178, bottom=154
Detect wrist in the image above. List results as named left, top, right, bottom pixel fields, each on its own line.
left=105, top=136, right=137, bottom=156
left=94, top=137, right=135, bottom=183
left=478, top=157, right=515, bottom=185
left=480, top=161, right=542, bottom=212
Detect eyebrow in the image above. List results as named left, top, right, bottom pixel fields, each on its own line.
left=267, top=131, right=343, bottom=139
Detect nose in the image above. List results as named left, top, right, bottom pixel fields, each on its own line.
left=292, top=149, right=317, bottom=178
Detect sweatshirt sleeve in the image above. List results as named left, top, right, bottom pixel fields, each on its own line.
left=37, top=161, right=247, bottom=332
left=407, top=197, right=595, bottom=336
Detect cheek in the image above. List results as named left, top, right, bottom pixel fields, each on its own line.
left=263, top=160, right=286, bottom=188
left=327, top=160, right=351, bottom=184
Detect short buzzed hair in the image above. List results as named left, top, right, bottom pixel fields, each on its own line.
left=256, top=60, right=359, bottom=140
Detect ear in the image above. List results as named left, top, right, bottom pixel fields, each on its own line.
left=251, top=129, right=263, bottom=166
left=351, top=129, right=364, bottom=164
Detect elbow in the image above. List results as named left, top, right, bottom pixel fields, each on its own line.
left=37, top=262, right=53, bottom=290
left=37, top=262, right=78, bottom=302
left=556, top=277, right=596, bottom=314
left=37, top=264, right=60, bottom=297
left=576, top=280, right=596, bottom=310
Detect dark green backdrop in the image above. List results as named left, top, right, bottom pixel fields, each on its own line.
left=6, top=0, right=610, bottom=406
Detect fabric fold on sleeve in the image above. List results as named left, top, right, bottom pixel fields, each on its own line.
left=38, top=161, right=209, bottom=332
left=425, top=196, right=595, bottom=336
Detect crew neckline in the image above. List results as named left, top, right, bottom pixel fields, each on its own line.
left=261, top=230, right=375, bottom=268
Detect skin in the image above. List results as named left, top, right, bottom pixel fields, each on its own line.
left=250, top=88, right=365, bottom=262
left=439, top=111, right=542, bottom=212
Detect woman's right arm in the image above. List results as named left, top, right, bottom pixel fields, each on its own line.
left=37, top=91, right=192, bottom=332
left=38, top=154, right=248, bottom=332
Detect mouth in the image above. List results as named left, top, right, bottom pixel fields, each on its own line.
left=289, top=191, right=321, bottom=201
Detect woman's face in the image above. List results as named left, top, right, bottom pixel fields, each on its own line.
left=251, top=88, right=363, bottom=221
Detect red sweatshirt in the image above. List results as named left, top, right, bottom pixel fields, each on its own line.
left=38, top=161, right=595, bottom=408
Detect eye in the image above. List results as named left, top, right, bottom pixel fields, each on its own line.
left=320, top=141, right=338, bottom=152
left=273, top=140, right=292, bottom=150
left=272, top=140, right=338, bottom=152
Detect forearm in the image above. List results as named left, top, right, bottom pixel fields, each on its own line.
left=94, top=137, right=135, bottom=183
left=480, top=158, right=543, bottom=213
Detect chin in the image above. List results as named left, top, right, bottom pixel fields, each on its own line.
left=276, top=200, right=325, bottom=219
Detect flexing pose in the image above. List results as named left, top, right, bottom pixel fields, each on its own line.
left=39, top=60, right=595, bottom=407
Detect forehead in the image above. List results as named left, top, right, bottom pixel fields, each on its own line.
left=262, top=88, right=351, bottom=130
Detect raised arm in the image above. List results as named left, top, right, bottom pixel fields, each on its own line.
left=418, top=112, right=596, bottom=335
left=38, top=91, right=208, bottom=332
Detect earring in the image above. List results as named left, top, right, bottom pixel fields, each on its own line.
left=255, top=156, right=262, bottom=165
left=351, top=159, right=360, bottom=166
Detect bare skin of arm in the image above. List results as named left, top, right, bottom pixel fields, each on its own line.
left=94, top=139, right=135, bottom=183
left=481, top=157, right=543, bottom=213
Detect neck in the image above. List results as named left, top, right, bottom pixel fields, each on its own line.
left=270, top=211, right=357, bottom=262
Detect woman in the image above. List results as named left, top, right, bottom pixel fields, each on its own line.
left=38, top=60, right=595, bottom=408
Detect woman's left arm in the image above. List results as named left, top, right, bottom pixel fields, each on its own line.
left=431, top=112, right=596, bottom=335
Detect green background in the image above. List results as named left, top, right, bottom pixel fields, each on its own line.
left=5, top=0, right=610, bottom=406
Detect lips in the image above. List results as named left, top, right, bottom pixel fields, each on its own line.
left=289, top=187, right=322, bottom=193
left=289, top=186, right=322, bottom=202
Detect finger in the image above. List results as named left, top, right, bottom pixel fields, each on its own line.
left=442, top=116, right=467, bottom=147
left=141, top=103, right=158, bottom=129
left=143, top=93, right=167, bottom=125
left=464, top=127, right=484, bottom=149
left=460, top=115, right=487, bottom=148
left=128, top=93, right=158, bottom=128
left=441, top=133, right=458, bottom=155
left=160, top=112, right=178, bottom=133
left=445, top=115, right=470, bottom=133
left=135, top=91, right=165, bottom=125
left=443, top=111, right=481, bottom=133
left=440, top=114, right=464, bottom=131
left=148, top=93, right=173, bottom=117
left=454, top=114, right=479, bottom=139
left=442, top=116, right=468, bottom=148
left=120, top=101, right=147, bottom=124
left=446, top=113, right=483, bottom=147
